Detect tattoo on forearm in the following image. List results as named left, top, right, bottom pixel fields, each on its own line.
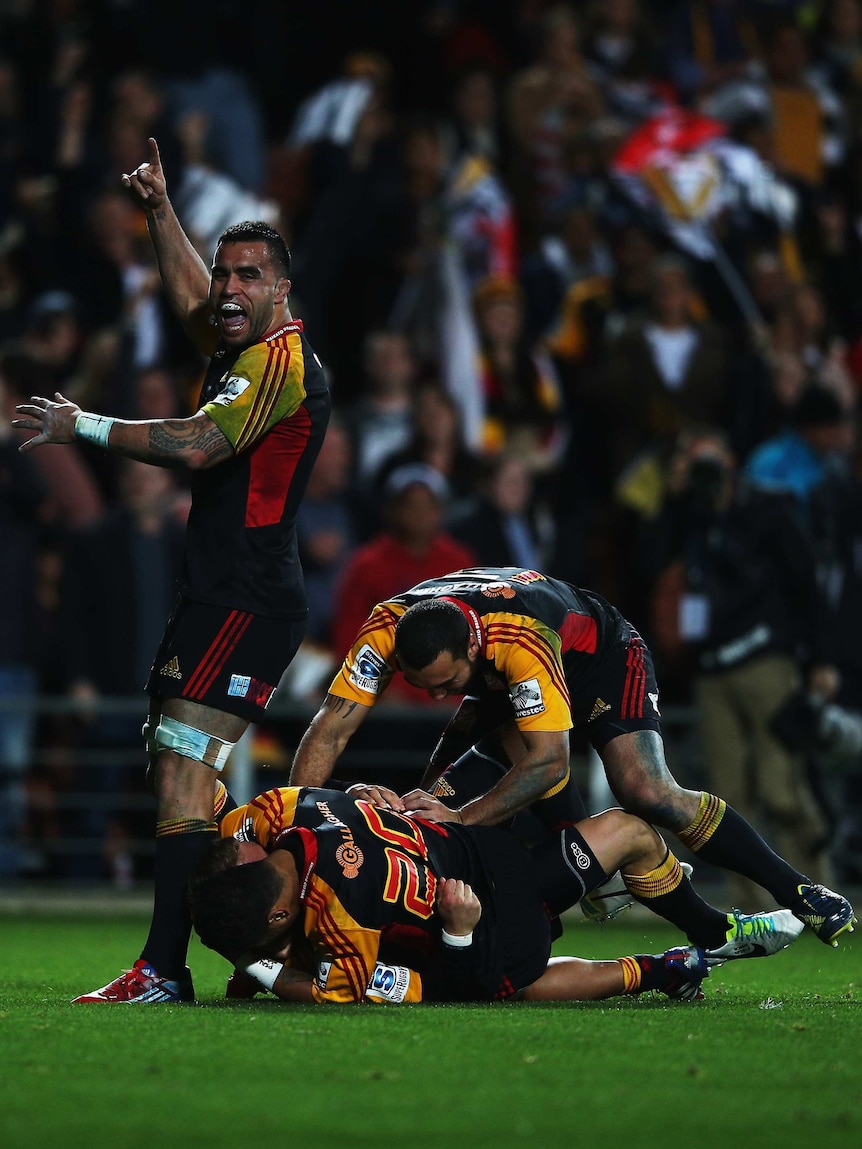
left=148, top=420, right=232, bottom=464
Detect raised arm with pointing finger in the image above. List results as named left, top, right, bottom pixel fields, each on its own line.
left=16, top=135, right=332, bottom=1007
left=122, top=137, right=216, bottom=353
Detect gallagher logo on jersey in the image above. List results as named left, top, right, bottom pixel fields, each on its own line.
left=510, top=678, right=545, bottom=717
left=348, top=644, right=388, bottom=693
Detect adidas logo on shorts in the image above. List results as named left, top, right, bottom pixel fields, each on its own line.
left=160, top=656, right=182, bottom=680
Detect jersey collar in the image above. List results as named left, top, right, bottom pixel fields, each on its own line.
left=438, top=596, right=486, bottom=656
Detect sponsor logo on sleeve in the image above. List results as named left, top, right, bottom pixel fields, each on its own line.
left=510, top=678, right=545, bottom=718
left=348, top=644, right=388, bottom=693
left=366, top=963, right=412, bottom=1003
left=211, top=374, right=252, bottom=406
left=648, top=691, right=661, bottom=716
left=317, top=960, right=332, bottom=989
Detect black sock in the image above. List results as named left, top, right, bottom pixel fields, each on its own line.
left=677, top=793, right=807, bottom=907
left=624, top=849, right=730, bottom=949
left=140, top=822, right=217, bottom=979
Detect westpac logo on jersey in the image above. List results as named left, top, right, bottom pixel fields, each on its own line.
left=510, top=678, right=545, bottom=717
left=348, top=644, right=387, bottom=693
left=317, top=960, right=332, bottom=989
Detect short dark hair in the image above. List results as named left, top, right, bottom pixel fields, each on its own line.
left=216, top=221, right=291, bottom=279
left=394, top=599, right=471, bottom=670
left=189, top=853, right=283, bottom=958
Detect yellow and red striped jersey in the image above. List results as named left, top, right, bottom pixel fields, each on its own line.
left=185, top=319, right=331, bottom=617
left=327, top=567, right=625, bottom=733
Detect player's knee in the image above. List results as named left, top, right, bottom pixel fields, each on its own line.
left=150, top=715, right=236, bottom=772
left=615, top=776, right=690, bottom=828
left=600, top=807, right=657, bottom=859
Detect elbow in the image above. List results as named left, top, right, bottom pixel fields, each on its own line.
left=546, top=758, right=569, bottom=788
left=185, top=448, right=217, bottom=471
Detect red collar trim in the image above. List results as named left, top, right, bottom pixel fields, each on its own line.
left=439, top=597, right=485, bottom=656
left=265, top=320, right=303, bottom=341
left=274, top=825, right=317, bottom=900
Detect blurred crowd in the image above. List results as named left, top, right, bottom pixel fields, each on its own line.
left=2, top=0, right=862, bottom=889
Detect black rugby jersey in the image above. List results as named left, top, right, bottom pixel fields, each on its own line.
left=328, top=567, right=629, bottom=732
left=183, top=320, right=330, bottom=617
left=223, top=786, right=550, bottom=1002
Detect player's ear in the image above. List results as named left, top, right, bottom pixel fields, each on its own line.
left=275, top=277, right=291, bottom=303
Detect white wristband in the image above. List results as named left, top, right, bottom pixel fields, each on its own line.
left=239, top=957, right=284, bottom=992
left=75, top=412, right=115, bottom=449
left=441, top=929, right=473, bottom=948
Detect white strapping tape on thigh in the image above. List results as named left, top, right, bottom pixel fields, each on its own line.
left=154, top=716, right=235, bottom=772
left=142, top=720, right=157, bottom=756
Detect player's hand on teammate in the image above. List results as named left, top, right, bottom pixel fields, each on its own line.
left=345, top=782, right=405, bottom=812
left=401, top=788, right=463, bottom=823
left=12, top=392, right=81, bottom=450
left=436, top=878, right=481, bottom=937
left=121, top=137, right=167, bottom=211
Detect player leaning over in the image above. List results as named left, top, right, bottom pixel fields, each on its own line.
left=14, top=139, right=331, bottom=1003
left=289, top=567, right=855, bottom=955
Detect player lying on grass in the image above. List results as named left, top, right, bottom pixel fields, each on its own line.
left=188, top=783, right=803, bottom=1005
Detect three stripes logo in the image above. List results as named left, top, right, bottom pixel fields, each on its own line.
left=160, top=656, right=182, bottom=680
left=589, top=697, right=611, bottom=722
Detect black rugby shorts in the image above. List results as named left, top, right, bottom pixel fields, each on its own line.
left=146, top=598, right=305, bottom=722
left=571, top=626, right=663, bottom=750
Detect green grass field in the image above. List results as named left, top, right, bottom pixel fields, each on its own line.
left=1, top=912, right=859, bottom=1149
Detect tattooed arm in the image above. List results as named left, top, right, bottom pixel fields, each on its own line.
left=121, top=136, right=217, bottom=355
left=289, top=694, right=373, bottom=787
left=13, top=394, right=232, bottom=470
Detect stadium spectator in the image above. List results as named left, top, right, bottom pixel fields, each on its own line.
left=506, top=4, right=605, bottom=235
left=296, top=417, right=359, bottom=646
left=642, top=427, right=837, bottom=908
left=330, top=464, right=476, bottom=704
left=346, top=330, right=418, bottom=491
left=603, top=255, right=728, bottom=482
left=472, top=274, right=567, bottom=471
left=450, top=452, right=548, bottom=571
left=371, top=382, right=482, bottom=520
left=60, top=460, right=186, bottom=884
left=745, top=383, right=856, bottom=511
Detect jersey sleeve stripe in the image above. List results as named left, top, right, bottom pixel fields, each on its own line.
left=235, top=346, right=284, bottom=452
left=352, top=606, right=403, bottom=645
left=306, top=884, right=369, bottom=1000
left=232, top=346, right=277, bottom=452
left=486, top=622, right=569, bottom=698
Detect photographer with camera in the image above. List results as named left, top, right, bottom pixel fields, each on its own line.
left=641, top=427, right=839, bottom=909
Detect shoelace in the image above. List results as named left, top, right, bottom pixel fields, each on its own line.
left=732, top=911, right=774, bottom=940
left=102, top=966, right=162, bottom=1000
